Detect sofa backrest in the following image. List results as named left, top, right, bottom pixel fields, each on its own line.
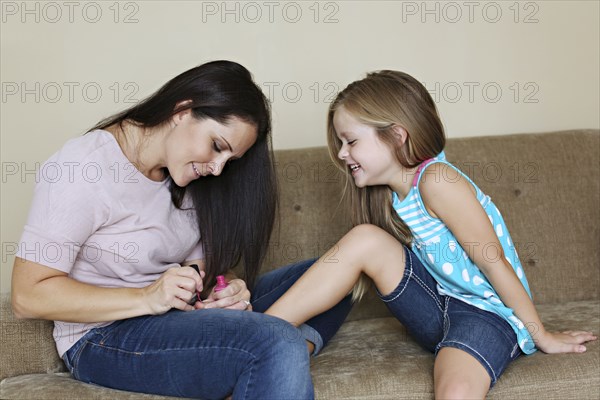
left=445, top=130, right=599, bottom=303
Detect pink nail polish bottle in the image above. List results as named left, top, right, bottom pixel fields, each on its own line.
left=214, top=275, right=228, bottom=292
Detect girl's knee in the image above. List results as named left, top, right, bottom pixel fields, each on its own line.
left=434, top=347, right=491, bottom=399
left=345, top=224, right=399, bottom=252
left=343, top=224, right=407, bottom=290
left=347, top=223, right=386, bottom=238
left=435, top=378, right=487, bottom=400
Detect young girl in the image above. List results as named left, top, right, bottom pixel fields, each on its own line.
left=265, top=70, right=597, bottom=398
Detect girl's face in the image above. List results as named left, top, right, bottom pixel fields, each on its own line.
left=333, top=106, right=403, bottom=188
left=165, top=112, right=257, bottom=187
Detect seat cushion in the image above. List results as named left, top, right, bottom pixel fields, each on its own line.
left=2, top=300, right=598, bottom=399
left=0, top=372, right=182, bottom=399
left=312, top=300, right=600, bottom=399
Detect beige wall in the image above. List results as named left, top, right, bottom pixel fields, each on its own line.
left=1, top=1, right=599, bottom=292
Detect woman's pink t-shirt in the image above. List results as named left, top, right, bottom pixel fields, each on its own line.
left=16, top=130, right=203, bottom=356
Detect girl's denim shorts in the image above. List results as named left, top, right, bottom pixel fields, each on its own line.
left=377, top=246, right=522, bottom=386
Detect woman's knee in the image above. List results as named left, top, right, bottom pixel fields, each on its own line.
left=269, top=331, right=310, bottom=365
left=237, top=312, right=310, bottom=364
left=246, top=324, right=313, bottom=396
left=195, top=311, right=310, bottom=374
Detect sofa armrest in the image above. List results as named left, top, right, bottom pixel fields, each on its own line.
left=0, top=293, right=66, bottom=381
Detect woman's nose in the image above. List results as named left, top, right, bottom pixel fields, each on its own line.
left=210, top=162, right=223, bottom=176
left=210, top=155, right=230, bottom=176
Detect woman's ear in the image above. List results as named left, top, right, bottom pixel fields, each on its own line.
left=171, top=100, right=194, bottom=126
left=392, top=125, right=408, bottom=146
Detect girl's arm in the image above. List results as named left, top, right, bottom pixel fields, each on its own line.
left=11, top=257, right=203, bottom=322
left=420, top=163, right=596, bottom=354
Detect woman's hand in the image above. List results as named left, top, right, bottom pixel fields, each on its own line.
left=534, top=329, right=597, bottom=354
left=142, top=265, right=204, bottom=314
left=200, top=278, right=252, bottom=311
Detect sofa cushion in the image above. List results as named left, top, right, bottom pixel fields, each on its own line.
left=2, top=300, right=597, bottom=399
left=0, top=373, right=181, bottom=400
left=311, top=300, right=600, bottom=399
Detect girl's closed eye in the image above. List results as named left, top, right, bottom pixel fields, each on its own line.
left=212, top=140, right=222, bottom=152
left=347, top=140, right=357, bottom=146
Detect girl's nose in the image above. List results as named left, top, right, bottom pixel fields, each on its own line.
left=338, top=144, right=348, bottom=160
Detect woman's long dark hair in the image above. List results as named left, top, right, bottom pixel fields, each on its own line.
left=90, top=60, right=276, bottom=290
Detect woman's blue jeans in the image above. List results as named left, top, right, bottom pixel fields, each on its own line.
left=63, top=259, right=352, bottom=400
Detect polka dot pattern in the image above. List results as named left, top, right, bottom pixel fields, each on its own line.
left=462, top=269, right=470, bottom=282
left=392, top=152, right=536, bottom=355
left=442, top=263, right=453, bottom=275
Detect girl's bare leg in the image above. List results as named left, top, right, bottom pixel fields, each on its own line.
left=265, top=224, right=407, bottom=326
left=434, top=347, right=491, bottom=399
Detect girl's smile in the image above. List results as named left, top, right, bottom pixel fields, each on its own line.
left=333, top=105, right=412, bottom=195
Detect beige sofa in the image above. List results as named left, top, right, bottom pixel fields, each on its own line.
left=1, top=130, right=599, bottom=399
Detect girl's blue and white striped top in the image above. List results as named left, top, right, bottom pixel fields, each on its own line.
left=393, top=151, right=536, bottom=354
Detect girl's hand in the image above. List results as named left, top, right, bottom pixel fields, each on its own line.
left=142, top=265, right=204, bottom=314
left=535, top=330, right=597, bottom=354
left=201, top=278, right=252, bottom=311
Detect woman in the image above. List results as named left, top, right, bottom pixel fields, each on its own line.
left=11, top=60, right=351, bottom=399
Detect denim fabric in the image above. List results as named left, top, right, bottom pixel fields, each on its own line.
left=378, top=246, right=522, bottom=386
left=64, top=259, right=352, bottom=400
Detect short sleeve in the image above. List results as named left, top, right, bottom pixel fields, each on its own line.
left=16, top=156, right=109, bottom=273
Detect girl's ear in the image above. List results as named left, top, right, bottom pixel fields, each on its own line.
left=392, top=125, right=408, bottom=146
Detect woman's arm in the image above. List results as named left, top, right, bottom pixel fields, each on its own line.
left=200, top=269, right=252, bottom=310
left=11, top=257, right=203, bottom=322
left=420, top=163, right=596, bottom=353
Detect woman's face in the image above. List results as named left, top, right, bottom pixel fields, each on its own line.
left=166, top=111, right=258, bottom=187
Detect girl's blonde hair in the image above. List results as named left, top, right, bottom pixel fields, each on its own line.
left=327, top=70, right=446, bottom=301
